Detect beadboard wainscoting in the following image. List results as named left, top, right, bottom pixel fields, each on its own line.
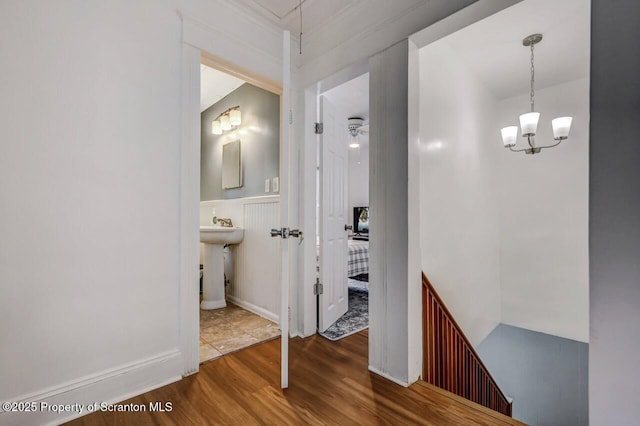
left=200, top=196, right=281, bottom=322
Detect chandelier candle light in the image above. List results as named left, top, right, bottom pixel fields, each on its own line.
left=501, top=34, right=572, bottom=155
left=211, top=106, right=241, bottom=135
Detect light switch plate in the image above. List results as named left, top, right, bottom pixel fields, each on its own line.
left=273, top=177, right=279, bottom=193
left=264, top=178, right=271, bottom=193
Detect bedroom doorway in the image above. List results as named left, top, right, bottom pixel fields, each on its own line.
left=316, top=72, right=370, bottom=341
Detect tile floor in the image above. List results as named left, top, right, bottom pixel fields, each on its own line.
left=199, top=303, right=280, bottom=364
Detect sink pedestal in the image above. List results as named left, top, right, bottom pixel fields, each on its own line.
left=201, top=243, right=227, bottom=310
left=200, top=226, right=243, bottom=310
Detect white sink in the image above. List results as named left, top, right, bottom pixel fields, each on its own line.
left=200, top=226, right=244, bottom=245
left=199, top=226, right=244, bottom=310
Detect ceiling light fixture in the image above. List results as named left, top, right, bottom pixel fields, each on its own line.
left=348, top=117, right=365, bottom=149
left=211, top=106, right=241, bottom=135
left=349, top=135, right=360, bottom=149
left=501, top=34, right=572, bottom=155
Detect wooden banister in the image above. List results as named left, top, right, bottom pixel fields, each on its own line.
left=422, top=272, right=512, bottom=417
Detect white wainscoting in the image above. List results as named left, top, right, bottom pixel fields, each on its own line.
left=201, top=196, right=281, bottom=322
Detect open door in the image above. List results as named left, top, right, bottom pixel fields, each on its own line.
left=272, top=30, right=294, bottom=389
left=318, top=95, right=349, bottom=332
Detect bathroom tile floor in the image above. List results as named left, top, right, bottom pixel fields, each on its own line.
left=199, top=303, right=280, bottom=364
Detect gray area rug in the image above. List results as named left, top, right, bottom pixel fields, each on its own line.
left=319, top=280, right=368, bottom=341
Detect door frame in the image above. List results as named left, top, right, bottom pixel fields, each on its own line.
left=299, top=61, right=370, bottom=337
left=178, top=13, right=285, bottom=377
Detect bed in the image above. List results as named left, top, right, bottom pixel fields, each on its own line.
left=347, top=239, right=369, bottom=277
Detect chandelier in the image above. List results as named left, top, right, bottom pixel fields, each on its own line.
left=501, top=34, right=572, bottom=155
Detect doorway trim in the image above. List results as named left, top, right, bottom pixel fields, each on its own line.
left=178, top=12, right=283, bottom=376
left=300, top=60, right=369, bottom=338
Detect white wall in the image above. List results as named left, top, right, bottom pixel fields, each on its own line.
left=0, top=0, right=181, bottom=402
left=418, top=48, right=589, bottom=346
left=0, top=0, right=282, bottom=423
left=418, top=41, right=502, bottom=346
left=368, top=40, right=410, bottom=385
left=590, top=0, right=640, bottom=421
left=497, top=78, right=590, bottom=343
left=348, top=145, right=370, bottom=229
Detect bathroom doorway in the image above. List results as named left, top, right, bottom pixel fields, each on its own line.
left=197, top=59, right=283, bottom=364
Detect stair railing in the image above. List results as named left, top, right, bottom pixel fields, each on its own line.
left=422, top=273, right=512, bottom=417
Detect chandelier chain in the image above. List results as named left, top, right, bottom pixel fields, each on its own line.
left=530, top=42, right=535, bottom=112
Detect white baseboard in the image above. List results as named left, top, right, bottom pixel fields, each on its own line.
left=1, top=350, right=183, bottom=426
left=227, top=295, right=278, bottom=324
left=368, top=365, right=409, bottom=388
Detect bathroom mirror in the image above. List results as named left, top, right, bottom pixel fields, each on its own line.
left=222, top=140, right=242, bottom=189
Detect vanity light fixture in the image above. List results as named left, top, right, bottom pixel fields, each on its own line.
left=211, top=106, right=241, bottom=135
left=229, top=108, right=241, bottom=126
left=501, top=34, right=572, bottom=155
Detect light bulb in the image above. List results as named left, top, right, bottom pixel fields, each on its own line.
left=211, top=120, right=222, bottom=135
left=501, top=126, right=518, bottom=147
left=220, top=114, right=231, bottom=131
left=552, top=117, right=572, bottom=140
left=519, top=112, right=540, bottom=136
left=230, top=109, right=241, bottom=126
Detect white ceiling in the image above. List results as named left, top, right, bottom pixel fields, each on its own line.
left=443, top=0, right=590, bottom=100
left=235, top=0, right=362, bottom=37
left=322, top=73, right=369, bottom=146
left=200, top=65, right=245, bottom=112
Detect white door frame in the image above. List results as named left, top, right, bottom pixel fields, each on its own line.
left=279, top=31, right=291, bottom=388
left=299, top=61, right=369, bottom=337
left=178, top=13, right=284, bottom=376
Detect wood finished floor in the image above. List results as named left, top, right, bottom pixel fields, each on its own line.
left=67, top=331, right=526, bottom=425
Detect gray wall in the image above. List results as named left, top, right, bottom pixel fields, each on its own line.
left=477, top=324, right=588, bottom=426
left=201, top=83, right=279, bottom=200
left=368, top=40, right=409, bottom=381
left=590, top=0, right=640, bottom=424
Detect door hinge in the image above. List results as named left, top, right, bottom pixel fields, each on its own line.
left=289, top=109, right=293, bottom=125
left=314, top=122, right=323, bottom=134
left=313, top=279, right=323, bottom=295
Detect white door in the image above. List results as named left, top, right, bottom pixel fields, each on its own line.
left=319, top=95, right=349, bottom=332
left=278, top=30, right=292, bottom=389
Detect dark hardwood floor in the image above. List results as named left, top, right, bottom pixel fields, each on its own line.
left=67, top=331, right=525, bottom=425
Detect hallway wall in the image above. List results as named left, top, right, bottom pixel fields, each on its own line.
left=589, top=0, right=640, bottom=422
left=0, top=0, right=283, bottom=423
left=418, top=40, right=502, bottom=346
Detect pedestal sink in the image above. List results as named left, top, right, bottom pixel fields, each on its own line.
left=200, top=226, right=244, bottom=310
